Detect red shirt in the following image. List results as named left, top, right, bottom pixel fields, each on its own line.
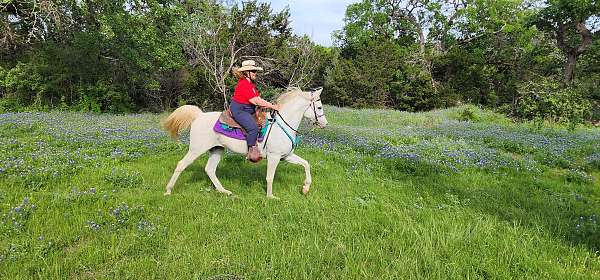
left=232, top=78, right=259, bottom=104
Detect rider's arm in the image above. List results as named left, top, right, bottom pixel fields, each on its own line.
left=249, top=96, right=279, bottom=111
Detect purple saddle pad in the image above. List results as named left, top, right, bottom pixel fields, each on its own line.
left=213, top=120, right=265, bottom=142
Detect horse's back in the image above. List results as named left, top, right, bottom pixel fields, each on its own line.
left=187, top=111, right=221, bottom=146
left=190, top=111, right=248, bottom=154
left=192, top=111, right=220, bottom=126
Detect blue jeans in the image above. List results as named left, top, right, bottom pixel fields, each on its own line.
left=230, top=101, right=258, bottom=147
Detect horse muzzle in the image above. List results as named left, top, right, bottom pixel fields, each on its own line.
left=314, top=120, right=328, bottom=129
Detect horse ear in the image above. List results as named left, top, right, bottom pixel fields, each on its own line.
left=313, top=87, right=323, bottom=98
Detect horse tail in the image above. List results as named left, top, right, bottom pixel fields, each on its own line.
left=162, top=105, right=203, bottom=139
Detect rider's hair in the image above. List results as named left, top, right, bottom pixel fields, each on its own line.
left=232, top=67, right=249, bottom=80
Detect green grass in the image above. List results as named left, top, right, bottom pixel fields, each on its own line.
left=1, top=107, right=599, bottom=279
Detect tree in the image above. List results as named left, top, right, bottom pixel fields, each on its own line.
left=1, top=0, right=187, bottom=112
left=178, top=0, right=302, bottom=108
left=325, top=41, right=399, bottom=108
left=178, top=0, right=244, bottom=107
left=267, top=35, right=320, bottom=89
left=428, top=0, right=469, bottom=53
left=435, top=0, right=545, bottom=109
left=1, top=0, right=77, bottom=60
left=532, top=0, right=600, bottom=83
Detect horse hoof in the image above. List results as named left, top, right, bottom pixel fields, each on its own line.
left=302, top=186, right=310, bottom=195
left=267, top=195, right=280, bottom=200
left=218, top=189, right=232, bottom=195
left=164, top=192, right=171, bottom=196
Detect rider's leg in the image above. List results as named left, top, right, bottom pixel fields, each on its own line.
left=230, top=102, right=261, bottom=162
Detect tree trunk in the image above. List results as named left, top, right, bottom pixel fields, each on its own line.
left=565, top=52, right=577, bottom=83
left=417, top=25, right=425, bottom=55
left=556, top=21, right=592, bottom=84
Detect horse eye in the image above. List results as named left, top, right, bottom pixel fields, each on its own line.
left=317, top=107, right=322, bottom=110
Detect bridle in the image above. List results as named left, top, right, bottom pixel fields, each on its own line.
left=306, top=87, right=326, bottom=126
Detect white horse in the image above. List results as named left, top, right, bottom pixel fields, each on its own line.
left=162, top=88, right=328, bottom=198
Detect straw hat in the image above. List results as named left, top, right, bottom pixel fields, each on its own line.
left=238, top=60, right=263, bottom=72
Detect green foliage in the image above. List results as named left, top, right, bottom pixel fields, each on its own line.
left=390, top=62, right=441, bottom=111
left=176, top=0, right=306, bottom=109
left=458, top=105, right=481, bottom=122
left=531, top=0, right=600, bottom=83
left=257, top=86, right=280, bottom=103
left=532, top=0, right=599, bottom=35
left=0, top=62, right=46, bottom=107
left=336, top=0, right=400, bottom=50
left=324, top=0, right=599, bottom=124
left=516, top=78, right=592, bottom=126
left=325, top=41, right=402, bottom=108
left=1, top=0, right=600, bottom=124
left=75, top=81, right=133, bottom=113
left=1, top=0, right=188, bottom=112
left=325, top=37, right=441, bottom=111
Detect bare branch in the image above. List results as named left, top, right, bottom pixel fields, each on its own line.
left=286, top=37, right=318, bottom=88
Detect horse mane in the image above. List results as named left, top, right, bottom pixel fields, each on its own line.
left=276, top=87, right=304, bottom=105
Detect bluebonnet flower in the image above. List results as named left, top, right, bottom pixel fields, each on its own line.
left=0, top=112, right=177, bottom=185
left=301, top=112, right=597, bottom=173
left=2, top=109, right=599, bottom=185
left=2, top=197, right=35, bottom=232
left=87, top=220, right=101, bottom=231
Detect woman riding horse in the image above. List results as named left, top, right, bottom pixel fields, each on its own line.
left=162, top=87, right=327, bottom=198
left=230, top=60, right=279, bottom=162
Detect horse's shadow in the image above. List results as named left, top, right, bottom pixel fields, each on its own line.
left=182, top=154, right=300, bottom=195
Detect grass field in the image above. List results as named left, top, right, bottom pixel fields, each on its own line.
left=1, top=105, right=599, bottom=279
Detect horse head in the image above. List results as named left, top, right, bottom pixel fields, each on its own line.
left=302, top=87, right=328, bottom=129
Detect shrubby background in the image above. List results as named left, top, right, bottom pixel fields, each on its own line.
left=1, top=0, right=599, bottom=124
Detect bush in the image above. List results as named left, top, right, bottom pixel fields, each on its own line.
left=0, top=97, right=27, bottom=113
left=0, top=62, right=47, bottom=110
left=390, top=63, right=441, bottom=112
left=576, top=75, right=600, bottom=121
left=75, top=81, right=133, bottom=113
left=516, top=78, right=592, bottom=126
left=458, top=106, right=481, bottom=122
left=324, top=41, right=400, bottom=109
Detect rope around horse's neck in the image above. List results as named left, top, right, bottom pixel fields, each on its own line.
left=275, top=111, right=300, bottom=134
left=261, top=110, right=301, bottom=152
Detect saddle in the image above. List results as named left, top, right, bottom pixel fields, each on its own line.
left=218, top=108, right=266, bottom=133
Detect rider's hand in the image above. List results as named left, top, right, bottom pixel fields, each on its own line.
left=271, top=104, right=280, bottom=111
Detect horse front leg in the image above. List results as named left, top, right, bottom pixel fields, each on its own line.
left=266, top=152, right=281, bottom=199
left=283, top=153, right=311, bottom=195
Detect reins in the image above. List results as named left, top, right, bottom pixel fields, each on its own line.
left=261, top=110, right=299, bottom=154
left=261, top=88, right=324, bottom=156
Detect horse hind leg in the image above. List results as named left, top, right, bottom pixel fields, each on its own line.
left=205, top=146, right=232, bottom=195
left=164, top=149, right=204, bottom=195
